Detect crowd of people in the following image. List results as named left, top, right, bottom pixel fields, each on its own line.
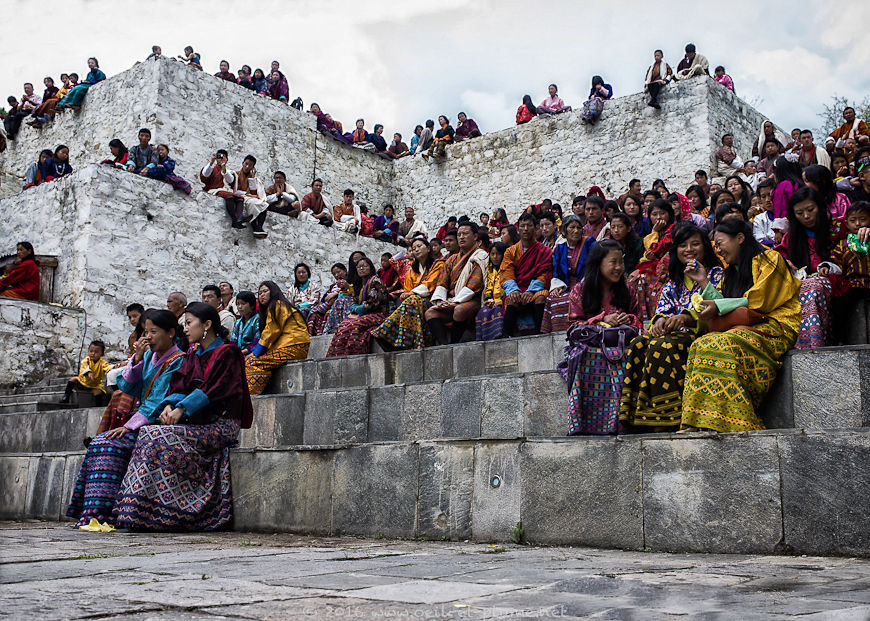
left=3, top=42, right=870, bottom=535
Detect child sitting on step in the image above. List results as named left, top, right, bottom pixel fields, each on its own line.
left=60, top=340, right=113, bottom=406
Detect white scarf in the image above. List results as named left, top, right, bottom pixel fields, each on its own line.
left=455, top=248, right=490, bottom=293
left=644, top=61, right=668, bottom=85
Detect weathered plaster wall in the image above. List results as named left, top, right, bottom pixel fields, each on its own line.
left=0, top=299, right=84, bottom=388
left=0, top=166, right=394, bottom=352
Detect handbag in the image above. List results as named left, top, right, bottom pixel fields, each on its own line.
left=557, top=322, right=641, bottom=436
left=706, top=307, right=765, bottom=333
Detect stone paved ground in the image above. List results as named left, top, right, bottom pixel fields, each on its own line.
left=2, top=522, right=870, bottom=620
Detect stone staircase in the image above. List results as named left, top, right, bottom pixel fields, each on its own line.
left=2, top=334, right=869, bottom=558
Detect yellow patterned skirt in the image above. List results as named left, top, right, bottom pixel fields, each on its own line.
left=681, top=320, right=796, bottom=433
left=245, top=343, right=310, bottom=396
left=620, top=331, right=695, bottom=431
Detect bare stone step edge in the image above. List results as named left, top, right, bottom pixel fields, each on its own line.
left=5, top=429, right=869, bottom=557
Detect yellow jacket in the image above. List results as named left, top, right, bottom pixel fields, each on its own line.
left=76, top=357, right=113, bottom=392
left=257, top=301, right=310, bottom=352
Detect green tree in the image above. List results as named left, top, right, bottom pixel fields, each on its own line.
left=816, top=95, right=870, bottom=137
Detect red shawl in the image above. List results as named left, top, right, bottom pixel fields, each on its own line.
left=514, top=241, right=553, bottom=289
left=636, top=224, right=675, bottom=277
left=0, top=259, right=39, bottom=300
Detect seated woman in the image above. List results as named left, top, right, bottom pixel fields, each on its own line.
left=39, top=145, right=72, bottom=182
left=622, top=194, right=650, bottom=237
left=57, top=57, right=105, bottom=110
left=804, top=164, right=851, bottom=220
left=454, top=112, right=482, bottom=141
left=377, top=252, right=403, bottom=301
left=139, top=144, right=192, bottom=194
left=582, top=76, right=613, bottom=124
left=268, top=70, right=289, bottom=103
left=475, top=242, right=508, bottom=340
left=229, top=290, right=260, bottom=354
left=541, top=215, right=596, bottom=334
left=252, top=68, right=269, bottom=95
left=286, top=263, right=322, bottom=318
left=112, top=303, right=252, bottom=531
left=626, top=199, right=676, bottom=322
left=500, top=224, right=520, bottom=246
left=537, top=83, right=572, bottom=115
left=29, top=74, right=74, bottom=126
left=516, top=95, right=537, bottom=125
left=323, top=252, right=366, bottom=334
left=562, top=240, right=642, bottom=435
left=66, top=309, right=186, bottom=530
left=326, top=257, right=390, bottom=356
left=621, top=224, right=723, bottom=432
left=686, top=184, right=710, bottom=218
left=100, top=139, right=129, bottom=169
left=490, top=208, right=510, bottom=233
left=610, top=213, right=644, bottom=275
left=352, top=118, right=374, bottom=150
left=725, top=175, right=753, bottom=215
left=373, top=205, right=400, bottom=243
left=307, top=262, right=349, bottom=336
left=0, top=241, right=39, bottom=300
left=372, top=238, right=445, bottom=350
left=22, top=149, right=54, bottom=190
left=245, top=281, right=310, bottom=396
left=682, top=219, right=801, bottom=432
left=775, top=187, right=840, bottom=349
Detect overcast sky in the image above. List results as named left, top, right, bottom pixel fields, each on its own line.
left=2, top=0, right=868, bottom=138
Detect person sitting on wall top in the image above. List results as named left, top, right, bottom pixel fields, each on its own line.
left=23, top=149, right=53, bottom=189
left=179, top=46, right=202, bottom=69
left=127, top=128, right=158, bottom=173
left=409, top=125, right=423, bottom=155
left=214, top=60, right=236, bottom=83
left=146, top=45, right=162, bottom=61
left=56, top=57, right=105, bottom=111
left=0, top=241, right=39, bottom=301
left=29, top=73, right=75, bottom=127
left=40, top=144, right=72, bottom=182
left=138, top=144, right=192, bottom=194
left=516, top=95, right=537, bottom=125
left=369, top=124, right=388, bottom=152
left=260, top=170, right=301, bottom=220
left=237, top=65, right=254, bottom=90
left=101, top=139, right=129, bottom=169
left=299, top=178, right=334, bottom=227
left=643, top=49, right=673, bottom=109
left=226, top=155, right=269, bottom=238
left=536, top=84, right=572, bottom=116
left=333, top=189, right=361, bottom=233
left=713, top=65, right=734, bottom=92
left=252, top=68, right=269, bottom=95
left=268, top=70, right=289, bottom=103
left=455, top=111, right=482, bottom=140
left=422, top=115, right=454, bottom=162
left=675, top=43, right=709, bottom=80
left=352, top=118, right=375, bottom=151
left=414, top=120, right=435, bottom=156
left=386, top=132, right=410, bottom=159
left=581, top=75, right=613, bottom=124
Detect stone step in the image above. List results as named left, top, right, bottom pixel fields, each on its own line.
left=4, top=428, right=870, bottom=557
left=0, top=391, right=65, bottom=405
left=270, top=333, right=564, bottom=394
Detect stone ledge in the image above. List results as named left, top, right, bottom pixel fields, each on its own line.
left=5, top=429, right=870, bottom=557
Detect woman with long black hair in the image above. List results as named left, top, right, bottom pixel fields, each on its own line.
left=327, top=257, right=390, bottom=356
left=620, top=223, right=722, bottom=432
left=245, top=281, right=310, bottom=395
left=681, top=219, right=800, bottom=432
left=516, top=95, right=537, bottom=124
left=0, top=241, right=39, bottom=300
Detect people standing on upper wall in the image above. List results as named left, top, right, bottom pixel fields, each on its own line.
left=581, top=76, right=612, bottom=124
left=643, top=50, right=673, bottom=109
left=0, top=241, right=39, bottom=300
left=56, top=58, right=105, bottom=111
left=713, top=66, right=734, bottom=92
left=516, top=95, right=537, bottom=125
left=675, top=43, right=709, bottom=80
left=537, top=84, right=573, bottom=115
left=454, top=112, right=482, bottom=140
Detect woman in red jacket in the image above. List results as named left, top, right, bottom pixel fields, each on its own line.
left=0, top=242, right=39, bottom=300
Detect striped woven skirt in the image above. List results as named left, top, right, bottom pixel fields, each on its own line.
left=619, top=331, right=695, bottom=431
left=565, top=346, right=626, bottom=436
left=475, top=304, right=505, bottom=341
left=323, top=296, right=354, bottom=334
left=626, top=270, right=663, bottom=323
left=540, top=292, right=571, bottom=334
left=95, top=390, right=138, bottom=435
left=245, top=343, right=310, bottom=396
left=795, top=274, right=832, bottom=349
left=681, top=320, right=796, bottom=433
left=112, top=417, right=240, bottom=531
left=326, top=312, right=388, bottom=357
left=371, top=295, right=430, bottom=350
left=66, top=430, right=139, bottom=526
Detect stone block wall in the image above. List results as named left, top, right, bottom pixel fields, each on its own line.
left=0, top=165, right=393, bottom=353
left=0, top=299, right=84, bottom=388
